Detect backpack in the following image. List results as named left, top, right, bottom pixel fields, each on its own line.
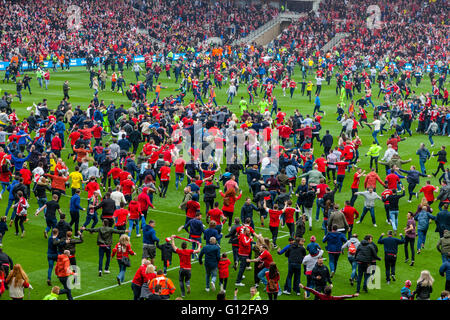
left=348, top=242, right=357, bottom=255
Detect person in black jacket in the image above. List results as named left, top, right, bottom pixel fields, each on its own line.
left=0, top=247, right=13, bottom=275
left=355, top=235, right=381, bottom=293
left=433, top=146, right=447, bottom=177
left=320, top=130, right=333, bottom=155
left=311, top=257, right=332, bottom=299
left=55, top=213, right=72, bottom=239
left=386, top=186, right=406, bottom=235
left=92, top=192, right=116, bottom=227
left=400, top=165, right=431, bottom=202
left=156, top=237, right=175, bottom=275
left=378, top=231, right=405, bottom=284
left=282, top=237, right=306, bottom=295
left=203, top=179, right=220, bottom=214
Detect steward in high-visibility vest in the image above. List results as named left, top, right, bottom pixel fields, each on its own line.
left=148, top=270, right=176, bottom=299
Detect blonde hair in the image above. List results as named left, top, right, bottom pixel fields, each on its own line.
left=145, top=264, right=156, bottom=274
left=6, top=264, right=29, bottom=288
left=417, top=270, right=434, bottom=287
left=119, top=234, right=130, bottom=252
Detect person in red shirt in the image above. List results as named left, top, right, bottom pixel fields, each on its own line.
left=314, top=155, right=327, bottom=175
left=419, top=181, right=439, bottom=205
left=207, top=202, right=226, bottom=234
left=282, top=200, right=299, bottom=238
left=137, top=187, right=154, bottom=220
left=219, top=188, right=243, bottom=228
left=218, top=253, right=231, bottom=292
left=107, top=163, right=122, bottom=187
left=385, top=172, right=401, bottom=190
left=170, top=236, right=201, bottom=297
left=315, top=179, right=329, bottom=220
left=265, top=262, right=281, bottom=300
left=342, top=201, right=359, bottom=239
left=334, top=161, right=350, bottom=192
left=158, top=161, right=171, bottom=198
left=113, top=202, right=130, bottom=231
left=128, top=196, right=142, bottom=237
left=131, top=259, right=152, bottom=300
left=111, top=234, right=136, bottom=285
left=51, top=134, right=63, bottom=157
left=174, top=157, right=186, bottom=190
left=247, top=243, right=273, bottom=285
left=386, top=134, right=405, bottom=152
left=19, top=163, right=32, bottom=198
left=350, top=168, right=366, bottom=206
left=263, top=201, right=282, bottom=248
left=85, top=176, right=100, bottom=200
left=235, top=227, right=253, bottom=286
left=120, top=176, right=135, bottom=202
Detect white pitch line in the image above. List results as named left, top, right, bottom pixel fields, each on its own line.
left=73, top=233, right=290, bottom=299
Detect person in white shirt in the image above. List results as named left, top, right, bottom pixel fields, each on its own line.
left=110, top=186, right=126, bottom=209
left=381, top=144, right=398, bottom=163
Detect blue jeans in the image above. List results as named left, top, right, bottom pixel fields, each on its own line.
left=0, top=182, right=8, bottom=194
left=360, top=207, right=376, bottom=224
left=128, top=219, right=139, bottom=236
left=315, top=198, right=323, bottom=220
left=45, top=217, right=58, bottom=233
left=428, top=132, right=434, bottom=145
left=284, top=263, right=302, bottom=293
left=258, top=267, right=269, bottom=285
left=417, top=229, right=427, bottom=251
left=348, top=256, right=357, bottom=280
left=83, top=212, right=99, bottom=229
left=99, top=246, right=111, bottom=271
left=205, top=266, right=217, bottom=289
left=389, top=211, right=399, bottom=231
left=419, top=158, right=427, bottom=174
left=372, top=130, right=380, bottom=145
left=118, top=259, right=127, bottom=282
left=175, top=173, right=184, bottom=189
left=4, top=199, right=15, bottom=217
left=328, top=253, right=340, bottom=273
left=47, top=254, right=58, bottom=281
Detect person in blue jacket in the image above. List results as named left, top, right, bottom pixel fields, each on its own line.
left=141, top=215, right=159, bottom=265
left=204, top=220, right=222, bottom=245
left=414, top=206, right=436, bottom=253
left=47, top=228, right=59, bottom=286
left=5, top=176, right=20, bottom=220
left=69, top=189, right=85, bottom=235
left=322, top=224, right=347, bottom=277
left=179, top=212, right=204, bottom=254
left=378, top=231, right=405, bottom=284
left=439, top=253, right=450, bottom=292
left=198, top=236, right=221, bottom=292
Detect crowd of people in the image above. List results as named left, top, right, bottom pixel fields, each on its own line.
left=0, top=0, right=449, bottom=302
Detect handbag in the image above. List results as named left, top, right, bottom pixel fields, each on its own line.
left=121, top=256, right=131, bottom=267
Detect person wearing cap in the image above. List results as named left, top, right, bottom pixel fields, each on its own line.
left=378, top=231, right=405, bottom=284
left=306, top=236, right=321, bottom=256
left=157, top=237, right=175, bottom=275
left=401, top=280, right=414, bottom=299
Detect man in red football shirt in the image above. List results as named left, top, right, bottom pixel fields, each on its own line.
left=170, top=236, right=201, bottom=297
left=419, top=180, right=439, bottom=205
